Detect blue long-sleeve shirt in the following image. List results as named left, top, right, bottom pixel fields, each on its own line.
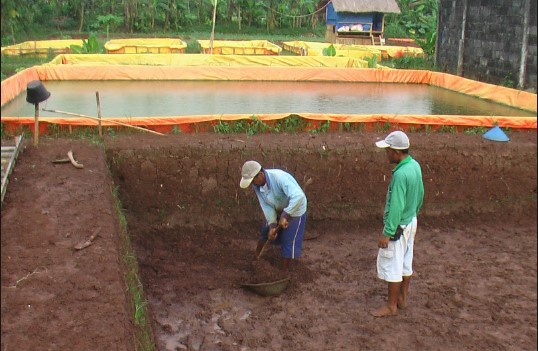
left=252, top=169, right=307, bottom=226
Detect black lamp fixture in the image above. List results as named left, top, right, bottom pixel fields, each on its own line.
left=26, top=80, right=51, bottom=147
left=26, top=80, right=51, bottom=104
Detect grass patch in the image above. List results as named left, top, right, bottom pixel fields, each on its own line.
left=310, top=120, right=331, bottom=134
left=1, top=54, right=53, bottom=80
left=1, top=123, right=33, bottom=140
left=438, top=125, right=457, bottom=133
left=342, top=122, right=365, bottom=132
left=273, top=114, right=308, bottom=133
left=111, top=185, right=156, bottom=351
left=463, top=126, right=488, bottom=135
left=385, top=55, right=437, bottom=70
left=2, top=123, right=153, bottom=143
left=213, top=115, right=310, bottom=135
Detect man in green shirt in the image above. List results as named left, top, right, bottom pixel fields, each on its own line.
left=371, top=131, right=424, bottom=317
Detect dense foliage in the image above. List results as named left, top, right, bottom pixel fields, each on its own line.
left=1, top=0, right=327, bottom=42
left=1, top=0, right=437, bottom=46
left=385, top=0, right=438, bottom=56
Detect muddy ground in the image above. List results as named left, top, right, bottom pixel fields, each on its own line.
left=1, top=131, right=536, bottom=351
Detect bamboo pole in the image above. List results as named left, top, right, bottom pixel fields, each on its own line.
left=518, top=0, right=530, bottom=89
left=457, top=0, right=468, bottom=77
left=41, top=108, right=165, bottom=136
left=209, top=0, right=218, bottom=54
left=95, top=91, right=103, bottom=137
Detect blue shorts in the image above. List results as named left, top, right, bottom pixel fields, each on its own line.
left=260, top=213, right=306, bottom=259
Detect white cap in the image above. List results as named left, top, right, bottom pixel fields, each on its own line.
left=375, top=131, right=410, bottom=150
left=240, top=160, right=262, bottom=188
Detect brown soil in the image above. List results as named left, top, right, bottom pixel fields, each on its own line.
left=1, top=131, right=536, bottom=351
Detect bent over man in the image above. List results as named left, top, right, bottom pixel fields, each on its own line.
left=240, top=160, right=307, bottom=271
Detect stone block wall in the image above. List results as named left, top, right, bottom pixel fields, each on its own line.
left=436, top=0, right=537, bottom=92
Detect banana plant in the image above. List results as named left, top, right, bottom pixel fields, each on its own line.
left=70, top=33, right=104, bottom=54
left=322, top=44, right=336, bottom=56
left=391, top=0, right=438, bottom=58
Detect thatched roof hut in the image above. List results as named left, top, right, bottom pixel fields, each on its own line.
left=331, top=0, right=401, bottom=14
left=325, top=0, right=401, bottom=44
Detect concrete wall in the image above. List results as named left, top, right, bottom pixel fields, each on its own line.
left=436, top=0, right=537, bottom=92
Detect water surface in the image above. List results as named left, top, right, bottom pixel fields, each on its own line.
left=2, top=81, right=534, bottom=118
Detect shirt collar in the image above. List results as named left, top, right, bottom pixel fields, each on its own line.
left=255, top=170, right=271, bottom=191
left=262, top=170, right=271, bottom=189
left=393, top=155, right=412, bottom=173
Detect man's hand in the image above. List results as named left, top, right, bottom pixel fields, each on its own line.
left=278, top=217, right=289, bottom=229
left=268, top=227, right=279, bottom=241
left=377, top=235, right=390, bottom=249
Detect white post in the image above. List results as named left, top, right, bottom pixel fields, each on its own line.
left=518, top=0, right=530, bottom=89
left=457, top=0, right=468, bottom=77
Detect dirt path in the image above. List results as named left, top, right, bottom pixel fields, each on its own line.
left=1, top=131, right=536, bottom=350
left=1, top=138, right=134, bottom=350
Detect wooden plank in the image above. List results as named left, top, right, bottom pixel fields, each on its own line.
left=1, top=135, right=24, bottom=205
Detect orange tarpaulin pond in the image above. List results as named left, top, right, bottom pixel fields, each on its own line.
left=197, top=40, right=282, bottom=55
left=1, top=40, right=85, bottom=56
left=1, top=55, right=536, bottom=134
left=104, top=38, right=187, bottom=54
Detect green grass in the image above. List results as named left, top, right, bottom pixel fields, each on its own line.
left=342, top=122, right=365, bottom=132
left=0, top=123, right=33, bottom=140
left=213, top=115, right=312, bottom=135
left=439, top=125, right=457, bottom=133
left=385, top=55, right=437, bottom=70
left=310, top=120, right=331, bottom=134
left=1, top=55, right=52, bottom=81
left=464, top=126, right=489, bottom=135
left=0, top=122, right=156, bottom=141
left=111, top=185, right=156, bottom=351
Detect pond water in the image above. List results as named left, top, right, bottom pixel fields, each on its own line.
left=2, top=80, right=535, bottom=118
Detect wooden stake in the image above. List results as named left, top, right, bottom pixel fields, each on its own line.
left=34, top=103, right=39, bottom=146
left=209, top=0, right=218, bottom=54
left=96, top=91, right=103, bottom=137
left=42, top=108, right=165, bottom=136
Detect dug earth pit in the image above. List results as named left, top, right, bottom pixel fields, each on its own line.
left=104, top=132, right=537, bottom=351
left=1, top=131, right=536, bottom=351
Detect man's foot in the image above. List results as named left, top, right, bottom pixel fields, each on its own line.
left=370, top=305, right=398, bottom=317
left=397, top=298, right=408, bottom=310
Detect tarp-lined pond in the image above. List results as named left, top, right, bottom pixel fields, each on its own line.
left=2, top=81, right=534, bottom=118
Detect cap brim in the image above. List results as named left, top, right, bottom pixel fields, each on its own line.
left=240, top=177, right=254, bottom=188
left=375, top=140, right=390, bottom=148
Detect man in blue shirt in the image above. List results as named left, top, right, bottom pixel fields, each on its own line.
left=240, top=160, right=307, bottom=271
left=372, top=131, right=424, bottom=317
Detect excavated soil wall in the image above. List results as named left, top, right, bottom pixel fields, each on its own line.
left=105, top=132, right=537, bottom=231
left=102, top=131, right=536, bottom=350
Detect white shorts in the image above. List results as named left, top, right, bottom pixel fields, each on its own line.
left=377, top=217, right=417, bottom=283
